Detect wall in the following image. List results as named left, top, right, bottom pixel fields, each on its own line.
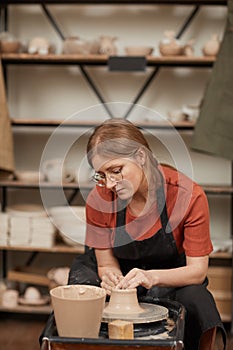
left=1, top=4, right=231, bottom=270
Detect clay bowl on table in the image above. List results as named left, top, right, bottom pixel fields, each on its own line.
left=124, top=46, right=154, bottom=56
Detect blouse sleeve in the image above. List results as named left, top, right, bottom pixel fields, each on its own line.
left=182, top=184, right=213, bottom=257
left=85, top=186, right=115, bottom=249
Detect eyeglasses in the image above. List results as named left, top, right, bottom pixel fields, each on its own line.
left=92, top=168, right=123, bottom=187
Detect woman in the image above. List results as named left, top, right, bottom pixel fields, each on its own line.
left=69, top=118, right=226, bottom=350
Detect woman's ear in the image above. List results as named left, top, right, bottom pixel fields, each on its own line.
left=135, top=148, right=146, bottom=167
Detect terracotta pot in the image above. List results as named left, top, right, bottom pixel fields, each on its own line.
left=50, top=285, right=106, bottom=338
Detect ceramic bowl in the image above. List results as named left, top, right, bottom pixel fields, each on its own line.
left=57, top=222, right=86, bottom=246
left=0, top=40, right=21, bottom=53
left=15, top=170, right=45, bottom=183
left=63, top=37, right=90, bottom=55
left=49, top=206, right=86, bottom=246
left=124, top=46, right=154, bottom=56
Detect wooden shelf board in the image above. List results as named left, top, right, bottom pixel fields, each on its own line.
left=0, top=303, right=52, bottom=314
left=201, top=185, right=233, bottom=194
left=210, top=252, right=232, bottom=259
left=1, top=53, right=215, bottom=67
left=0, top=244, right=85, bottom=254
left=11, top=118, right=196, bottom=129
left=1, top=181, right=232, bottom=194
left=0, top=1, right=227, bottom=6
left=0, top=179, right=92, bottom=189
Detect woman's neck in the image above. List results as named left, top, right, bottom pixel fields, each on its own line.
left=128, top=181, right=156, bottom=217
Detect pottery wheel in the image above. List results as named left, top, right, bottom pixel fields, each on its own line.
left=102, top=303, right=169, bottom=324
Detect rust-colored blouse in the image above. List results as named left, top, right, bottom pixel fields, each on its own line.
left=85, top=165, right=213, bottom=257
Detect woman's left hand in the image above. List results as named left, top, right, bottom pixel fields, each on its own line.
left=116, top=268, right=153, bottom=290
left=101, top=271, right=123, bottom=295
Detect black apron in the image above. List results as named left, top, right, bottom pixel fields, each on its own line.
left=113, top=184, right=186, bottom=276
left=113, top=184, right=225, bottom=350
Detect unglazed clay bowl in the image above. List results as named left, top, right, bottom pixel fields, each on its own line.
left=124, top=46, right=154, bottom=56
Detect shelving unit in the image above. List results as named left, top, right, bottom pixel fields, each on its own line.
left=0, top=0, right=232, bottom=325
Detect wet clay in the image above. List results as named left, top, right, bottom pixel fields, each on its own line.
left=104, top=288, right=144, bottom=315
left=103, top=288, right=169, bottom=324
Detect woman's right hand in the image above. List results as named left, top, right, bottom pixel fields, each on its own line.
left=101, top=271, right=123, bottom=295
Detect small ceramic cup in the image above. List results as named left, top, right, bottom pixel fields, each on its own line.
left=2, top=289, right=19, bottom=308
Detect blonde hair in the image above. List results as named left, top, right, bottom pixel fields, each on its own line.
left=87, top=119, right=160, bottom=187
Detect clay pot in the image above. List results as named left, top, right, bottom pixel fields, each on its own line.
left=0, top=32, right=21, bottom=53
left=50, top=285, right=106, bottom=338
left=202, top=34, right=220, bottom=56
left=159, top=30, right=183, bottom=56
left=63, top=37, right=100, bottom=55
left=0, top=40, right=21, bottom=53
left=63, top=36, right=90, bottom=55
left=183, top=39, right=195, bottom=57
left=104, top=288, right=144, bottom=315
left=99, top=36, right=118, bottom=56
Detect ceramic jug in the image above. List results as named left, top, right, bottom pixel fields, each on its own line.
left=202, top=34, right=220, bottom=56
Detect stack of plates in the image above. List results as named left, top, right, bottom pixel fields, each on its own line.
left=48, top=206, right=86, bottom=246
left=0, top=213, right=9, bottom=245
left=6, top=204, right=56, bottom=248
left=9, top=216, right=31, bottom=246
left=30, top=217, right=56, bottom=248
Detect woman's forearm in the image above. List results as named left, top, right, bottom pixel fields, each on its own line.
left=117, top=255, right=209, bottom=290
left=147, top=263, right=207, bottom=288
